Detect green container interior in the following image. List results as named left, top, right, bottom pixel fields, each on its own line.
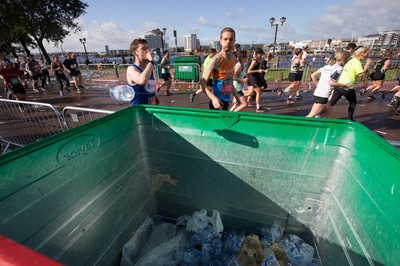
left=0, top=106, right=399, bottom=265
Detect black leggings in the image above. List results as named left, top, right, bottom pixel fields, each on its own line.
left=329, top=87, right=357, bottom=120
left=55, top=73, right=70, bottom=89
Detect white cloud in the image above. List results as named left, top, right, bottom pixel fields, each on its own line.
left=197, top=16, right=209, bottom=25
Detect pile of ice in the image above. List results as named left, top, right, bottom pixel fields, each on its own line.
left=120, top=209, right=320, bottom=266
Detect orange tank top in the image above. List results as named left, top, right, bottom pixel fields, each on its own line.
left=212, top=54, right=236, bottom=80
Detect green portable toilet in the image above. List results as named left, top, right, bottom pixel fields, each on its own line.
left=173, top=56, right=200, bottom=82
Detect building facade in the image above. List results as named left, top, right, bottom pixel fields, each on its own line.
left=184, top=34, right=198, bottom=52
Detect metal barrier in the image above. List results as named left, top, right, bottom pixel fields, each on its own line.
left=62, top=106, right=115, bottom=129
left=0, top=99, right=115, bottom=154
left=0, top=99, right=66, bottom=154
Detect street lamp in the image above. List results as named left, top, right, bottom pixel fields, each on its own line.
left=269, top=16, right=286, bottom=56
left=79, top=38, right=90, bottom=64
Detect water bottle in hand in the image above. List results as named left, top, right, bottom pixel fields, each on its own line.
left=109, top=85, right=135, bottom=101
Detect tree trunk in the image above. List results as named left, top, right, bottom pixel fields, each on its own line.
left=19, top=40, right=31, bottom=57
left=35, top=38, right=51, bottom=64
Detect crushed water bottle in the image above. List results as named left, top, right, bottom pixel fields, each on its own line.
left=109, top=85, right=135, bottom=101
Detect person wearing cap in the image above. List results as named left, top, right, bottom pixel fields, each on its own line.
left=306, top=51, right=351, bottom=118
left=0, top=61, right=27, bottom=104
left=244, top=48, right=267, bottom=112
left=199, top=27, right=236, bottom=110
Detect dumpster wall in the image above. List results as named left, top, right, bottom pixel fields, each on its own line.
left=0, top=106, right=399, bottom=265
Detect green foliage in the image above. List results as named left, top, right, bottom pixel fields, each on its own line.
left=0, top=0, right=88, bottom=59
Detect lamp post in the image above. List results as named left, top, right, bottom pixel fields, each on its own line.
left=269, top=16, right=286, bottom=56
left=79, top=38, right=90, bottom=64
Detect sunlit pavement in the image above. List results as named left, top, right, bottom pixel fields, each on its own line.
left=20, top=79, right=400, bottom=147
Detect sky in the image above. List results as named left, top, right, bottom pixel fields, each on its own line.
left=43, top=0, right=400, bottom=54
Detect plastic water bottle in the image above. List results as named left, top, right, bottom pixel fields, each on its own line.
left=261, top=246, right=280, bottom=266
left=298, top=242, right=314, bottom=263
left=109, top=85, right=135, bottom=101
left=182, top=247, right=202, bottom=265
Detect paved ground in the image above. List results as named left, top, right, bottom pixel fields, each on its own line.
left=7, top=75, right=399, bottom=147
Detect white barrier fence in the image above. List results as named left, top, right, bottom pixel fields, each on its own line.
left=0, top=99, right=115, bottom=154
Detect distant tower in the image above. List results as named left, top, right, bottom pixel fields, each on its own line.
left=105, top=45, right=110, bottom=54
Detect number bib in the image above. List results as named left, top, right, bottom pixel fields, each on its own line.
left=146, top=79, right=156, bottom=93
left=221, top=79, right=233, bottom=94
left=10, top=77, right=19, bottom=85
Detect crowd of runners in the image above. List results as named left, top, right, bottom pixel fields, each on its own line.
left=190, top=37, right=400, bottom=118
left=0, top=52, right=86, bottom=111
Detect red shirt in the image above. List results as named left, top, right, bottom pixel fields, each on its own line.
left=1, top=67, right=23, bottom=87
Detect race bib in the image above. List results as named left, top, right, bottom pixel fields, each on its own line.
left=10, top=77, right=19, bottom=85
left=146, top=79, right=156, bottom=93
left=221, top=79, right=233, bottom=94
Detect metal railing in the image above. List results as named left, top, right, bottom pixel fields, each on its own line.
left=0, top=99, right=115, bottom=154
left=0, top=99, right=66, bottom=153
left=62, top=106, right=114, bottom=129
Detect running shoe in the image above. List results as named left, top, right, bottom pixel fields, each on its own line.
left=367, top=95, right=376, bottom=100
left=77, top=89, right=82, bottom=94
left=256, top=107, right=266, bottom=113
left=39, top=87, right=46, bottom=92
left=295, top=94, right=303, bottom=99
left=381, top=90, right=387, bottom=99
left=190, top=92, right=196, bottom=102
left=360, top=89, right=366, bottom=96
left=277, top=89, right=284, bottom=98
left=165, top=91, right=172, bottom=96
left=33, top=88, right=40, bottom=93
left=60, top=91, right=64, bottom=96
left=286, top=98, right=294, bottom=104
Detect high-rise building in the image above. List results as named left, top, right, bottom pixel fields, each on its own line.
left=105, top=45, right=110, bottom=54
left=144, top=34, right=169, bottom=53
left=209, top=40, right=221, bottom=52
left=184, top=34, right=198, bottom=52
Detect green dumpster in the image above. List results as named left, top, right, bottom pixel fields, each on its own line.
left=0, top=106, right=399, bottom=265
left=173, top=56, right=200, bottom=82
